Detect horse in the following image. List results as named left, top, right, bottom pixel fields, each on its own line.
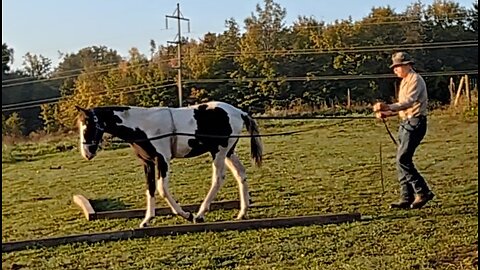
left=75, top=101, right=263, bottom=227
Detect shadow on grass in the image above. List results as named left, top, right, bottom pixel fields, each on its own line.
left=90, top=198, right=132, bottom=211
left=361, top=202, right=478, bottom=222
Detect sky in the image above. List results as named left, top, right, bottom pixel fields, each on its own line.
left=2, top=0, right=477, bottom=70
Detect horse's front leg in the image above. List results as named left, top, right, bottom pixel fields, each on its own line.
left=156, top=156, right=194, bottom=222
left=195, top=152, right=227, bottom=223
left=140, top=161, right=156, bottom=228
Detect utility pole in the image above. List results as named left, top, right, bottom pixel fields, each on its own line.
left=166, top=3, right=190, bottom=107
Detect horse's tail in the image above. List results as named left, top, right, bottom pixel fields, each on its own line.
left=242, top=114, right=263, bottom=167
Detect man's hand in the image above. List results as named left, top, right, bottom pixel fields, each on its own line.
left=375, top=110, right=394, bottom=119
left=373, top=102, right=389, bottom=112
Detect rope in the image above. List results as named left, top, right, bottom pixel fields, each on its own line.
left=109, top=119, right=354, bottom=144
left=382, top=118, right=398, bottom=146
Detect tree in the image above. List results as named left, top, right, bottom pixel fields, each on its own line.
left=467, top=2, right=478, bottom=32
left=53, top=46, right=122, bottom=96
left=2, top=43, right=14, bottom=75
left=2, top=112, right=25, bottom=136
left=235, top=0, right=290, bottom=111
left=22, top=52, right=52, bottom=78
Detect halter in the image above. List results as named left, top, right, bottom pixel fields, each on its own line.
left=82, top=110, right=105, bottom=146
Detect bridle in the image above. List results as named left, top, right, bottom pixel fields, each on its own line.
left=82, top=110, right=105, bottom=147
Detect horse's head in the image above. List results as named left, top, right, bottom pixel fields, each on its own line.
left=75, top=106, right=105, bottom=160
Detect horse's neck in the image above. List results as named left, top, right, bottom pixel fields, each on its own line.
left=94, top=107, right=130, bottom=136
left=97, top=106, right=168, bottom=140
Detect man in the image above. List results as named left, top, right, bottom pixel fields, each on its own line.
left=373, top=51, right=435, bottom=209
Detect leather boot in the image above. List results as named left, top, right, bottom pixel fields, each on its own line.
left=390, top=198, right=414, bottom=209
left=411, top=192, right=435, bottom=209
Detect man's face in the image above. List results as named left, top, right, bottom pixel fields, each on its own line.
left=393, top=64, right=411, bottom=78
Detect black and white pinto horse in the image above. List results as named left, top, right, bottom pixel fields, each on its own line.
left=75, top=101, right=263, bottom=227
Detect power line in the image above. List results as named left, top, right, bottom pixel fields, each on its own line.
left=1, top=62, right=120, bottom=84
left=0, top=12, right=474, bottom=65
left=254, top=15, right=473, bottom=30
left=2, top=14, right=475, bottom=80
left=184, top=70, right=478, bottom=83
left=2, top=79, right=176, bottom=109
left=200, top=40, right=478, bottom=57
left=1, top=58, right=177, bottom=88
left=2, top=69, right=477, bottom=112
left=2, top=40, right=476, bottom=89
left=2, top=82, right=178, bottom=112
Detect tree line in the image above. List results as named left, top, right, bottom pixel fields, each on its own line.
left=2, top=0, right=478, bottom=135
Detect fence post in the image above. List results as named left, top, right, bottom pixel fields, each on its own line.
left=465, top=74, right=471, bottom=107
left=449, top=77, right=455, bottom=106
left=454, top=76, right=465, bottom=107
left=347, top=88, right=351, bottom=109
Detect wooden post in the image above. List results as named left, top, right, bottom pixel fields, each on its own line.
left=464, top=74, right=471, bottom=106
left=454, top=76, right=465, bottom=107
left=449, top=77, right=455, bottom=105
left=347, top=88, right=351, bottom=109
left=73, top=195, right=96, bottom=221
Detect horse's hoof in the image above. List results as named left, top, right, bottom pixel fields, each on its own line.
left=236, top=214, right=248, bottom=220
left=139, top=223, right=149, bottom=228
left=194, top=216, right=205, bottom=224
left=186, top=211, right=194, bottom=222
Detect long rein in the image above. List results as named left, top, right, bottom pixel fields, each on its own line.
left=88, top=111, right=397, bottom=146
left=104, top=118, right=358, bottom=144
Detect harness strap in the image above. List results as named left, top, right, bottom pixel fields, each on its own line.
left=167, top=108, right=178, bottom=158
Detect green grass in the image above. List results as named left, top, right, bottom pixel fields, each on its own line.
left=2, top=113, right=478, bottom=270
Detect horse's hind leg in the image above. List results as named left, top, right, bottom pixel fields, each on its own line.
left=156, top=156, right=194, bottom=222
left=225, top=153, right=250, bottom=220
left=140, top=161, right=156, bottom=228
left=195, top=151, right=227, bottom=223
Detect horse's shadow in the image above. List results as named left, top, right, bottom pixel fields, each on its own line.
left=90, top=198, right=132, bottom=212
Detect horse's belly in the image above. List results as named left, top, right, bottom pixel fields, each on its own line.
left=174, top=136, right=227, bottom=158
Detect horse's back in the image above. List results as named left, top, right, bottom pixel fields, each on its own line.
left=170, top=101, right=247, bottom=158
left=189, top=101, right=246, bottom=129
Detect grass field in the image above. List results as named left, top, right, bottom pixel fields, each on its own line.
left=2, top=112, right=478, bottom=270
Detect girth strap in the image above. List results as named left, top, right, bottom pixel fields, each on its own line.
left=167, top=108, right=178, bottom=158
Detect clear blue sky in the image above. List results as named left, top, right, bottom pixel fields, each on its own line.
left=2, top=0, right=477, bottom=69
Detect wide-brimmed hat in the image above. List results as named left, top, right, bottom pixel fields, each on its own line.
left=389, top=52, right=415, bottom=68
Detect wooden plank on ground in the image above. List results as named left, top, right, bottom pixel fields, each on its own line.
left=2, top=212, right=361, bottom=253
left=72, top=194, right=241, bottom=221
left=95, top=200, right=241, bottom=220
left=72, top=195, right=96, bottom=221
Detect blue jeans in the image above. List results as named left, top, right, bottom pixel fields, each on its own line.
left=396, top=116, right=430, bottom=200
